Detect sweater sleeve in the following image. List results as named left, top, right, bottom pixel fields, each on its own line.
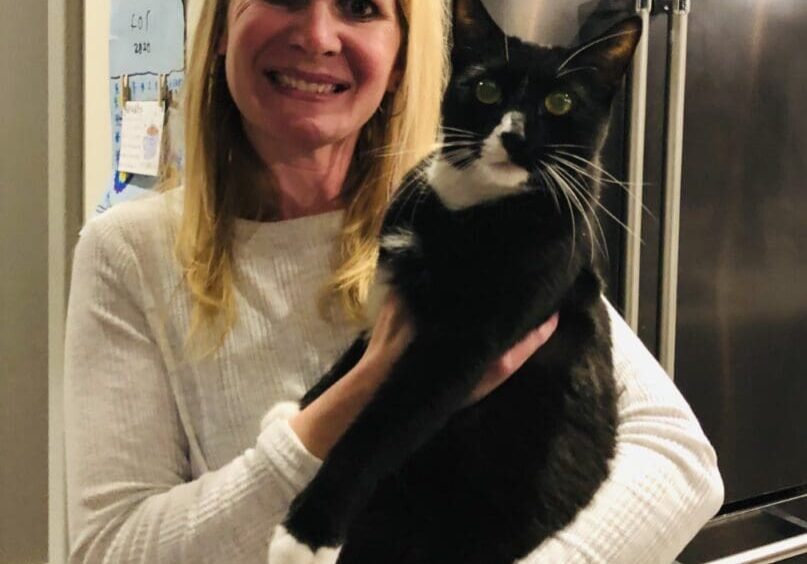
left=517, top=299, right=725, bottom=564
left=64, top=216, right=322, bottom=563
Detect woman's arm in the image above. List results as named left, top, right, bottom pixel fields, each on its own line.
left=517, top=299, right=724, bottom=564
left=289, top=296, right=559, bottom=459
left=64, top=217, right=322, bottom=563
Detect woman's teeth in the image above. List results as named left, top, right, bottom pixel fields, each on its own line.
left=271, top=72, right=343, bottom=94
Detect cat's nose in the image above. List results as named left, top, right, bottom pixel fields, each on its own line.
left=501, top=112, right=526, bottom=139
left=501, top=131, right=526, bottom=153
left=501, top=131, right=531, bottom=169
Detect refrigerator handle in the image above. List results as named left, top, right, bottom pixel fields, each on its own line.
left=702, top=532, right=807, bottom=564
left=659, top=0, right=690, bottom=378
left=623, top=0, right=652, bottom=331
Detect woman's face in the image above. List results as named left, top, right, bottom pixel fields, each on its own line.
left=221, top=0, right=403, bottom=154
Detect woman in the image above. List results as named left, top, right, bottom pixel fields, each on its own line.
left=64, top=0, right=723, bottom=562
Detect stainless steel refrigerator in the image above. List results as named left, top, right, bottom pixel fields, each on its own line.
left=485, top=0, right=807, bottom=560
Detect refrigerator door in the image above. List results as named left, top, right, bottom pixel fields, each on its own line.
left=673, top=0, right=807, bottom=505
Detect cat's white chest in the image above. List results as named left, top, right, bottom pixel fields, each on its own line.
left=429, top=111, right=530, bottom=210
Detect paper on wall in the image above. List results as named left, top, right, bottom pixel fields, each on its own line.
left=96, top=0, right=185, bottom=215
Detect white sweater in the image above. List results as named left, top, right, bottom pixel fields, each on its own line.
left=64, top=189, right=723, bottom=563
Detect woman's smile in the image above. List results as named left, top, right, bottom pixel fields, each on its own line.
left=265, top=69, right=352, bottom=98
left=222, top=0, right=402, bottom=151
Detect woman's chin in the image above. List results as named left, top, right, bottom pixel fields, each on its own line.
left=259, top=119, right=357, bottom=155
left=284, top=125, right=350, bottom=152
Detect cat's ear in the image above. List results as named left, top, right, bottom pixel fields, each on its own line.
left=566, top=16, right=643, bottom=88
left=451, top=0, right=506, bottom=58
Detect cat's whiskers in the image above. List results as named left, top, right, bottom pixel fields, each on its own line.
left=365, top=143, right=421, bottom=158
left=388, top=174, right=420, bottom=206
left=389, top=169, right=429, bottom=225
left=439, top=141, right=480, bottom=150
left=547, top=163, right=599, bottom=264
left=553, top=150, right=630, bottom=188
left=551, top=164, right=609, bottom=261
left=547, top=155, right=644, bottom=242
left=561, top=165, right=634, bottom=243
left=440, top=126, right=480, bottom=137
left=441, top=131, right=478, bottom=140
left=409, top=183, right=432, bottom=224
left=366, top=139, right=479, bottom=160
left=542, top=164, right=580, bottom=266
left=548, top=153, right=630, bottom=221
left=536, top=160, right=562, bottom=213
left=442, top=147, right=478, bottom=170
left=440, top=131, right=481, bottom=145
left=551, top=151, right=654, bottom=218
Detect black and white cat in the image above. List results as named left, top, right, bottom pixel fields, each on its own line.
left=269, top=1, right=642, bottom=562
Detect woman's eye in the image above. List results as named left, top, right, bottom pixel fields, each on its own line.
left=475, top=79, right=503, bottom=105
left=545, top=91, right=574, bottom=116
left=341, top=0, right=378, bottom=19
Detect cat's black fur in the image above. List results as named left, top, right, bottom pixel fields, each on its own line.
left=273, top=2, right=642, bottom=562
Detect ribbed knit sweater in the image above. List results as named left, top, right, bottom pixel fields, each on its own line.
left=64, top=188, right=724, bottom=563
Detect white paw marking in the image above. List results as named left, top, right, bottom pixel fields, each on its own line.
left=261, top=401, right=300, bottom=431
left=268, top=525, right=340, bottom=564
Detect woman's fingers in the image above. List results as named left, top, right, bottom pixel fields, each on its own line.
left=360, top=292, right=415, bottom=377
left=468, top=313, right=560, bottom=405
left=499, top=312, right=560, bottom=376
left=364, top=295, right=560, bottom=408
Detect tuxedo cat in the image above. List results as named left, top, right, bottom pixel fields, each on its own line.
left=269, top=1, right=642, bottom=562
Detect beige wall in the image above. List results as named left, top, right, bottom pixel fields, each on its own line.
left=84, top=0, right=111, bottom=221
left=0, top=1, right=50, bottom=561
left=187, top=0, right=203, bottom=56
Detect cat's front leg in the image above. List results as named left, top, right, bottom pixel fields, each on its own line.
left=268, top=337, right=491, bottom=562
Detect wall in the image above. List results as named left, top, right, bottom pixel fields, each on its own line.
left=0, top=1, right=50, bottom=561
left=84, top=0, right=112, bottom=220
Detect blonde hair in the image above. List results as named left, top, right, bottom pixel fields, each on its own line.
left=176, top=0, right=451, bottom=349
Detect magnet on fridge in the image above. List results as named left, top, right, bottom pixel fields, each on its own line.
left=120, top=74, right=130, bottom=108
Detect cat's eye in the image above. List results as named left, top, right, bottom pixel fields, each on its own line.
left=476, top=80, right=503, bottom=105
left=545, top=92, right=574, bottom=116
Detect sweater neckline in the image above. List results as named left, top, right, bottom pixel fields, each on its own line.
left=234, top=209, right=344, bottom=247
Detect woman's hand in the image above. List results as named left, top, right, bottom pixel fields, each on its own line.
left=468, top=312, right=560, bottom=405
left=290, top=293, right=558, bottom=458
left=358, top=295, right=560, bottom=405
left=289, top=293, right=413, bottom=459
left=353, top=292, right=415, bottom=387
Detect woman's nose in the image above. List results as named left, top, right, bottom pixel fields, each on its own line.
left=289, top=2, right=342, bottom=56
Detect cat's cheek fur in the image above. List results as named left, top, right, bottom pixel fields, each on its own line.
left=268, top=525, right=341, bottom=564
left=430, top=111, right=530, bottom=210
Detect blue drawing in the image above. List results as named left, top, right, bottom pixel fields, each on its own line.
left=96, top=0, right=185, bottom=215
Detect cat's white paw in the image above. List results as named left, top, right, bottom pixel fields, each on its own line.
left=268, top=525, right=340, bottom=564
left=261, top=401, right=300, bottom=431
